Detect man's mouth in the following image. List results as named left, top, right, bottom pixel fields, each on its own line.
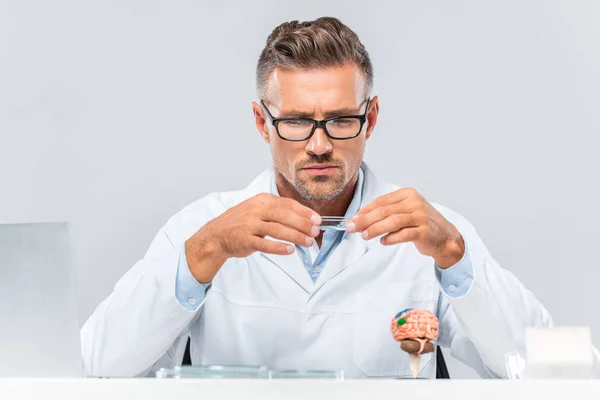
left=301, top=164, right=339, bottom=176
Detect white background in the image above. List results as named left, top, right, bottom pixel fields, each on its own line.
left=1, top=0, right=599, bottom=378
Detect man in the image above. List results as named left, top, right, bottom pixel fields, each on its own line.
left=82, top=17, right=553, bottom=379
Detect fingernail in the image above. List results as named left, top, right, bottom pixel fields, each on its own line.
left=311, top=226, right=320, bottom=237
left=346, top=222, right=356, bottom=232
left=311, top=215, right=321, bottom=224
left=305, top=236, right=314, bottom=246
left=361, top=231, right=369, bottom=239
left=286, top=245, right=295, bottom=254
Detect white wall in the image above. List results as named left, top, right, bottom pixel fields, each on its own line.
left=1, top=0, right=599, bottom=378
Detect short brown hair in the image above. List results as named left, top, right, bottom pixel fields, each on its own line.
left=256, top=17, right=373, bottom=100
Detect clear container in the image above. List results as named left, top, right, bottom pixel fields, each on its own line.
left=319, top=216, right=349, bottom=231
left=268, top=369, right=344, bottom=380
left=155, top=365, right=269, bottom=379
left=505, top=348, right=527, bottom=379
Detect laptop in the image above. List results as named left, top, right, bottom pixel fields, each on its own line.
left=0, top=222, right=83, bottom=377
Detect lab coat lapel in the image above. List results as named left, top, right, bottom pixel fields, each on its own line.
left=260, top=251, right=314, bottom=294
left=313, top=232, right=369, bottom=292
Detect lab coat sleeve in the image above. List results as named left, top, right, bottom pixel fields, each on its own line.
left=80, top=225, right=205, bottom=378
left=433, top=207, right=554, bottom=378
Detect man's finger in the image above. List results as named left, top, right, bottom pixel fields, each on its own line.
left=255, top=193, right=320, bottom=225
left=355, top=188, right=415, bottom=216
left=263, top=207, right=320, bottom=238
left=277, top=197, right=321, bottom=225
left=255, top=222, right=315, bottom=248
left=348, top=203, right=414, bottom=233
left=380, top=227, right=422, bottom=246
left=360, top=214, right=418, bottom=240
left=250, top=236, right=295, bottom=255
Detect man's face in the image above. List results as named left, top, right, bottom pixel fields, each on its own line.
left=253, top=64, right=379, bottom=201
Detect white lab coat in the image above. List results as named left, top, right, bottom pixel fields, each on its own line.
left=81, top=163, right=556, bottom=378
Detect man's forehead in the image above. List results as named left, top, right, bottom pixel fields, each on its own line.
left=264, top=64, right=366, bottom=110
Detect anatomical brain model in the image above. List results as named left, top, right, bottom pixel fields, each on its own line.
left=391, top=308, right=439, bottom=378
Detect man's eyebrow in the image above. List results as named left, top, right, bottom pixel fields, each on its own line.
left=277, top=110, right=314, bottom=118
left=277, top=107, right=362, bottom=119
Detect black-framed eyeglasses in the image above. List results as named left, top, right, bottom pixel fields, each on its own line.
left=260, top=98, right=371, bottom=142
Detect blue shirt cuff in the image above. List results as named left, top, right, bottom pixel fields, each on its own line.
left=434, top=241, right=473, bottom=298
left=175, top=244, right=209, bottom=311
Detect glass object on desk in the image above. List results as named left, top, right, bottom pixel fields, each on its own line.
left=155, top=365, right=269, bottom=379
left=268, top=369, right=344, bottom=380
left=319, top=216, right=349, bottom=231
left=505, top=347, right=527, bottom=379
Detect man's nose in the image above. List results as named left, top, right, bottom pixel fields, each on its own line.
left=305, top=127, right=333, bottom=155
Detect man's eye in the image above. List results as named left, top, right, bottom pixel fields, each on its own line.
left=281, top=120, right=311, bottom=128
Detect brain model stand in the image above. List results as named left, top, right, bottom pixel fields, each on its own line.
left=391, top=308, right=439, bottom=378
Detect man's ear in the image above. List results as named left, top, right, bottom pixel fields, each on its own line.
left=365, top=95, right=379, bottom=140
left=252, top=102, right=271, bottom=144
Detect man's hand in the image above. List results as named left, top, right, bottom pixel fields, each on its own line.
left=347, top=188, right=465, bottom=269
left=185, top=193, right=321, bottom=283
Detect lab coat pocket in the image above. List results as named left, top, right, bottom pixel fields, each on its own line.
left=353, top=280, right=436, bottom=378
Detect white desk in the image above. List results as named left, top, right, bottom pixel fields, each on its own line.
left=1, top=379, right=599, bottom=400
